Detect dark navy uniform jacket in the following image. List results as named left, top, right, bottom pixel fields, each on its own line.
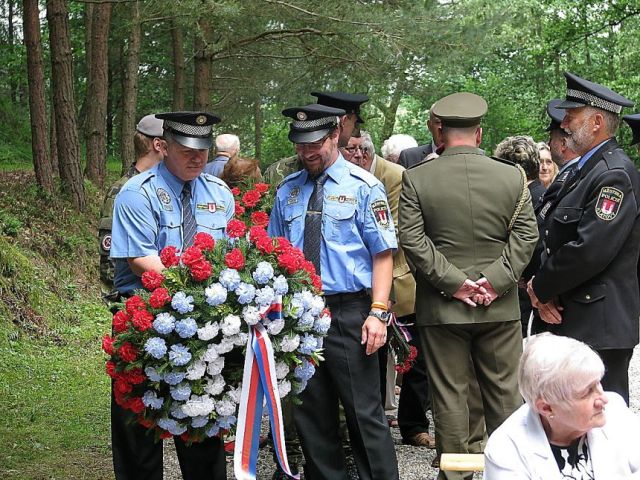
left=532, top=138, right=640, bottom=349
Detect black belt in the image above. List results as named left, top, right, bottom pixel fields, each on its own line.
left=324, top=290, right=368, bottom=303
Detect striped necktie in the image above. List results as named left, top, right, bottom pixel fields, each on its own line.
left=181, top=182, right=196, bottom=248
left=303, top=171, right=329, bottom=275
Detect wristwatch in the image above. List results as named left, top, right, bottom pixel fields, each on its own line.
left=368, top=310, right=391, bottom=325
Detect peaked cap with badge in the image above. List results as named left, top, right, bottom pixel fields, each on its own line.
left=311, top=91, right=369, bottom=124
left=156, top=111, right=221, bottom=149
left=431, top=92, right=488, bottom=127
left=282, top=103, right=346, bottom=144
left=557, top=72, right=634, bottom=114
left=545, top=98, right=565, bottom=131
left=623, top=113, right=640, bottom=146
left=136, top=114, right=164, bottom=138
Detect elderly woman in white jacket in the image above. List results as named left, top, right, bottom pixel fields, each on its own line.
left=484, top=333, right=640, bottom=479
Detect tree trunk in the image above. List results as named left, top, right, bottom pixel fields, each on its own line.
left=49, top=102, right=59, bottom=174
left=254, top=95, right=262, bottom=160
left=171, top=18, right=185, bottom=111
left=193, top=19, right=212, bottom=111
left=84, top=2, right=112, bottom=186
left=8, top=0, right=17, bottom=102
left=46, top=0, right=86, bottom=211
left=381, top=83, right=404, bottom=142
left=120, top=0, right=141, bottom=172
left=23, top=0, right=54, bottom=194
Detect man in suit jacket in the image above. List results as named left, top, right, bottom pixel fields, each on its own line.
left=398, top=105, right=443, bottom=169
left=528, top=72, right=640, bottom=404
left=399, top=93, right=538, bottom=480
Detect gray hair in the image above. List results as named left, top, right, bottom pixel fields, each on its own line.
left=518, top=333, right=604, bottom=409
left=360, top=131, right=376, bottom=158
left=381, top=134, right=419, bottom=161
left=537, top=141, right=550, bottom=153
left=583, top=106, right=621, bottom=136
left=216, top=134, right=240, bottom=154
left=494, top=135, right=540, bottom=181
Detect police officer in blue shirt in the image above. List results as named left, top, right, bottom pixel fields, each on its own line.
left=110, top=111, right=233, bottom=480
left=268, top=104, right=399, bottom=480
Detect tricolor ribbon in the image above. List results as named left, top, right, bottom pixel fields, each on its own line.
left=390, top=312, right=412, bottom=342
left=234, top=296, right=299, bottom=480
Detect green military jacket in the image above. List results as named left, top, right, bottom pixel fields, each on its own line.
left=263, top=155, right=302, bottom=186
left=98, top=164, right=139, bottom=294
left=398, top=145, right=538, bottom=326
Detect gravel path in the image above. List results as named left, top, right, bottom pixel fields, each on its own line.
left=163, top=344, right=640, bottom=480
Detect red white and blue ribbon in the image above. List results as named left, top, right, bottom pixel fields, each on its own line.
left=234, top=296, right=299, bottom=480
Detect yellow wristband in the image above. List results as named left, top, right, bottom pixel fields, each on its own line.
left=371, top=301, right=388, bottom=311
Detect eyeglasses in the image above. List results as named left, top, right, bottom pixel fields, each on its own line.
left=343, top=146, right=364, bottom=154
left=296, top=135, right=330, bottom=150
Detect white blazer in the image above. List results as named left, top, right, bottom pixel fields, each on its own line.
left=484, top=392, right=640, bottom=479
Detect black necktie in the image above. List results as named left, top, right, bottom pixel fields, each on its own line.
left=181, top=182, right=196, bottom=248
left=303, top=171, right=329, bottom=275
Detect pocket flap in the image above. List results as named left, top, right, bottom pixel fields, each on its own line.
left=554, top=207, right=583, bottom=224
left=572, top=284, right=606, bottom=304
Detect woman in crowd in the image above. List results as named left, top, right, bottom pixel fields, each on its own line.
left=219, top=156, right=262, bottom=188
left=381, top=133, right=418, bottom=163
left=484, top=333, right=640, bottom=479
left=537, top=141, right=557, bottom=188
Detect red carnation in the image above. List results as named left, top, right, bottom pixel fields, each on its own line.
left=227, top=219, right=248, bottom=238
left=125, top=295, right=147, bottom=315
left=181, top=246, right=204, bottom=267
left=126, top=397, right=146, bottom=414
left=190, top=259, right=213, bottom=282
left=254, top=183, right=270, bottom=193
left=242, top=190, right=261, bottom=208
left=159, top=430, right=173, bottom=439
left=250, top=211, right=270, bottom=228
left=180, top=432, right=191, bottom=443
left=149, top=288, right=171, bottom=309
left=102, top=334, right=115, bottom=356
left=193, top=232, right=215, bottom=251
left=105, top=360, right=117, bottom=378
left=312, top=274, right=323, bottom=292
left=112, top=310, right=130, bottom=333
left=118, top=342, right=138, bottom=363
left=248, top=226, right=269, bottom=243
left=225, top=248, right=245, bottom=270
left=160, top=246, right=180, bottom=267
left=231, top=187, right=241, bottom=196
left=141, top=271, right=165, bottom=291
left=255, top=236, right=275, bottom=254
left=301, top=260, right=316, bottom=276
left=234, top=201, right=245, bottom=216
left=274, top=237, right=293, bottom=254
left=114, top=379, right=132, bottom=395
left=277, top=252, right=300, bottom=274
left=132, top=309, right=154, bottom=331
left=138, top=417, right=155, bottom=429
left=122, top=367, right=146, bottom=385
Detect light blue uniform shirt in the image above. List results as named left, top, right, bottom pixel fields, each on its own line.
left=268, top=155, right=397, bottom=295
left=202, top=155, right=229, bottom=177
left=111, top=162, right=234, bottom=294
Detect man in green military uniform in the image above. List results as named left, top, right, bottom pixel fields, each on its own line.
left=263, top=91, right=368, bottom=185
left=98, top=114, right=166, bottom=304
left=398, top=93, right=538, bottom=480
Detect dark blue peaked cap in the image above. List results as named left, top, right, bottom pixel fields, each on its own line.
left=282, top=104, right=346, bottom=144
left=311, top=91, right=369, bottom=124
left=623, top=113, right=640, bottom=146
left=545, top=99, right=565, bottom=131
left=557, top=72, right=634, bottom=114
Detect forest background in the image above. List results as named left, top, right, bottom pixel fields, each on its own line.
left=1, top=0, right=640, bottom=478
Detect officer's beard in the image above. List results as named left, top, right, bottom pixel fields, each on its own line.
left=564, top=121, right=594, bottom=155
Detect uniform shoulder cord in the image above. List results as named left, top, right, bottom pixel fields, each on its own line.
left=508, top=164, right=528, bottom=232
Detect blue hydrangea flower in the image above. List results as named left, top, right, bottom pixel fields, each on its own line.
left=175, top=317, right=198, bottom=339
left=163, top=371, right=186, bottom=386
left=169, top=344, right=192, bottom=366
left=219, top=268, right=241, bottom=290
left=294, top=359, right=316, bottom=382
left=170, top=403, right=188, bottom=420
left=286, top=298, right=305, bottom=319
left=313, top=315, right=331, bottom=335
left=144, top=366, right=162, bottom=382
left=297, top=312, right=315, bottom=331
left=252, top=262, right=274, bottom=284
left=142, top=390, right=164, bottom=410
left=216, top=415, right=237, bottom=429
left=158, top=417, right=187, bottom=436
left=153, top=313, right=176, bottom=335
left=170, top=382, right=192, bottom=401
left=191, top=416, right=209, bottom=428
left=294, top=291, right=314, bottom=310
left=297, top=333, right=319, bottom=355
left=205, top=424, right=220, bottom=437
left=272, top=275, right=289, bottom=295
left=172, top=292, right=194, bottom=314
left=235, top=282, right=256, bottom=304
left=204, top=283, right=227, bottom=306
left=144, top=337, right=167, bottom=359
left=254, top=286, right=275, bottom=306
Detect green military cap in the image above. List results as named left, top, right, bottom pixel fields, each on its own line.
left=431, top=92, right=488, bottom=127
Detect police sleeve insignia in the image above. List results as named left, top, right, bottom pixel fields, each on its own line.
left=371, top=199, right=391, bottom=229
left=595, top=186, right=623, bottom=221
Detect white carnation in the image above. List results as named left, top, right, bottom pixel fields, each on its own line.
left=216, top=397, right=236, bottom=417
left=267, top=319, right=285, bottom=336
left=206, top=357, right=225, bottom=376
left=308, top=295, right=325, bottom=316
left=278, top=379, right=291, bottom=398
left=204, top=375, right=226, bottom=396
left=227, top=384, right=242, bottom=404
left=202, top=344, right=219, bottom=362
left=197, top=321, right=219, bottom=341
left=185, top=360, right=207, bottom=380
left=242, top=305, right=261, bottom=326
left=280, top=334, right=300, bottom=352
left=221, top=314, right=241, bottom=336
left=275, top=361, right=289, bottom=380
left=230, top=332, right=248, bottom=346
left=216, top=339, right=234, bottom=354
left=182, top=394, right=215, bottom=417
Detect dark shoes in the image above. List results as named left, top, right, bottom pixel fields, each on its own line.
left=403, top=432, right=436, bottom=449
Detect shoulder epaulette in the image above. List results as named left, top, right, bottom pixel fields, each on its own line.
left=202, top=173, right=232, bottom=192
left=406, top=156, right=436, bottom=170
left=277, top=169, right=304, bottom=189
left=349, top=165, right=378, bottom=187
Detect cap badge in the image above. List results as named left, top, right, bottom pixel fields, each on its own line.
left=296, top=111, right=307, bottom=121
left=196, top=115, right=207, bottom=125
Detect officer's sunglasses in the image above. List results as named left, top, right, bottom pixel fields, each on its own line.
left=296, top=134, right=330, bottom=150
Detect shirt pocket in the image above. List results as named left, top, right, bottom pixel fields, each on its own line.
left=158, top=211, right=182, bottom=249
left=195, top=211, right=227, bottom=240
left=324, top=203, right=357, bottom=243
left=552, top=206, right=583, bottom=225
left=284, top=205, right=305, bottom=243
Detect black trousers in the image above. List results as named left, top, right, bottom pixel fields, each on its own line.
left=598, top=348, right=634, bottom=405
left=397, top=318, right=431, bottom=441
left=294, top=291, right=399, bottom=480
left=111, top=389, right=226, bottom=480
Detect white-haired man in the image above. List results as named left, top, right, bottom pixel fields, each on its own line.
left=203, top=133, right=240, bottom=177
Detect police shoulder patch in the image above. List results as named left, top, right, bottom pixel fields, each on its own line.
left=371, top=199, right=391, bottom=229
left=156, top=187, right=172, bottom=205
left=595, top=186, right=623, bottom=221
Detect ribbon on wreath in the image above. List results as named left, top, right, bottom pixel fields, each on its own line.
left=234, top=296, right=299, bottom=480
left=389, top=312, right=412, bottom=342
